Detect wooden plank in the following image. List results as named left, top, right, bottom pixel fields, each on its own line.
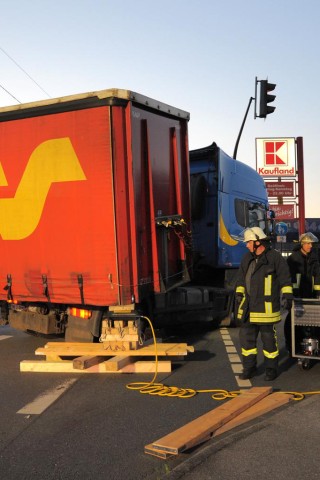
left=151, top=387, right=272, bottom=454
left=103, top=341, right=131, bottom=352
left=72, top=356, right=105, bottom=370
left=213, top=392, right=294, bottom=436
left=20, top=359, right=171, bottom=374
left=121, top=360, right=171, bottom=373
left=20, top=360, right=92, bottom=373
left=35, top=342, right=193, bottom=357
left=145, top=393, right=293, bottom=459
left=102, top=334, right=139, bottom=341
left=144, top=444, right=175, bottom=459
left=46, top=354, right=63, bottom=361
left=145, top=432, right=213, bottom=458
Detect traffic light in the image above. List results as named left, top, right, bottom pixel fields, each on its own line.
left=259, top=80, right=276, bottom=118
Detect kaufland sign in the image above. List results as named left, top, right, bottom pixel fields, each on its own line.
left=256, top=138, right=296, bottom=176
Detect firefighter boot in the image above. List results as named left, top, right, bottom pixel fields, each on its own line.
left=264, top=368, right=278, bottom=381
left=239, top=367, right=257, bottom=380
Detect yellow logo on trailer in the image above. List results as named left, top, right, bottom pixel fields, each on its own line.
left=0, top=138, right=86, bottom=240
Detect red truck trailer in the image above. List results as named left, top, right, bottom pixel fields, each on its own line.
left=0, top=89, right=193, bottom=341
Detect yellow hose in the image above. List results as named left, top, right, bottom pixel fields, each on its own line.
left=126, top=316, right=320, bottom=402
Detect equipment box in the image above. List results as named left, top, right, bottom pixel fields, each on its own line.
left=291, top=298, right=320, bottom=369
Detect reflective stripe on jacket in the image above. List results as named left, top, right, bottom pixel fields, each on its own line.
left=236, top=247, right=293, bottom=324
left=287, top=249, right=320, bottom=298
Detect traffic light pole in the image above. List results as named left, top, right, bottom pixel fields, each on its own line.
left=233, top=96, right=254, bottom=160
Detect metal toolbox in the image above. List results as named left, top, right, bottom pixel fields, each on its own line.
left=291, top=298, right=320, bottom=368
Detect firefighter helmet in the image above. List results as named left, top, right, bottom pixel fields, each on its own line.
left=243, top=227, right=267, bottom=242
left=299, top=232, right=318, bottom=244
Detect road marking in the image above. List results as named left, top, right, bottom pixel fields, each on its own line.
left=231, top=363, right=243, bottom=374
left=225, top=345, right=237, bottom=353
left=237, top=378, right=253, bottom=387
left=228, top=353, right=241, bottom=362
left=17, top=378, right=77, bottom=415
left=220, top=328, right=252, bottom=388
left=0, top=335, right=12, bottom=341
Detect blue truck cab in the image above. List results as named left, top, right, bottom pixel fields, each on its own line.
left=189, top=142, right=269, bottom=286
left=153, top=142, right=270, bottom=327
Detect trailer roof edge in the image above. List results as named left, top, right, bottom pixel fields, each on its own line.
left=0, top=88, right=190, bottom=120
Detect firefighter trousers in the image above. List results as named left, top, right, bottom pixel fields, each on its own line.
left=239, top=322, right=279, bottom=371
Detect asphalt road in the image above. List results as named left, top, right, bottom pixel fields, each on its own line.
left=0, top=321, right=319, bottom=480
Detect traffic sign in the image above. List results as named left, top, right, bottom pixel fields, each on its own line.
left=275, top=222, right=288, bottom=235
left=276, top=235, right=287, bottom=243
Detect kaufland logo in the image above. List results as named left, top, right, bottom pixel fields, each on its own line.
left=265, top=141, right=287, bottom=165
left=256, top=138, right=296, bottom=176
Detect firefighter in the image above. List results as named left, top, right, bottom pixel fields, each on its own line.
left=235, top=227, right=293, bottom=381
left=284, top=232, right=320, bottom=353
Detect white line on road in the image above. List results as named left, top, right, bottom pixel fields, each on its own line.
left=220, top=328, right=252, bottom=388
left=0, top=335, right=12, bottom=341
left=17, top=378, right=77, bottom=415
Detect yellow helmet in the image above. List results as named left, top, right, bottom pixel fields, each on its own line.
left=299, top=232, right=318, bottom=244
left=243, top=227, right=267, bottom=242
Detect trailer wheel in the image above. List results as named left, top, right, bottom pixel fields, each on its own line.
left=298, top=358, right=312, bottom=370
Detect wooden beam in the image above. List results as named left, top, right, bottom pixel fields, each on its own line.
left=72, top=356, right=105, bottom=370
left=103, top=355, right=133, bottom=371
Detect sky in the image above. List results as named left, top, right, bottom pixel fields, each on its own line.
left=0, top=0, right=319, bottom=217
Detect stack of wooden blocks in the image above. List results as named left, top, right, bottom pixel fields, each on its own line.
left=100, top=319, right=141, bottom=351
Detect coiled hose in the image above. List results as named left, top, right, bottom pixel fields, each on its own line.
left=126, top=316, right=320, bottom=401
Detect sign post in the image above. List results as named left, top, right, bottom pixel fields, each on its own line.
left=275, top=222, right=288, bottom=244
left=256, top=137, right=305, bottom=237
left=296, top=137, right=305, bottom=236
